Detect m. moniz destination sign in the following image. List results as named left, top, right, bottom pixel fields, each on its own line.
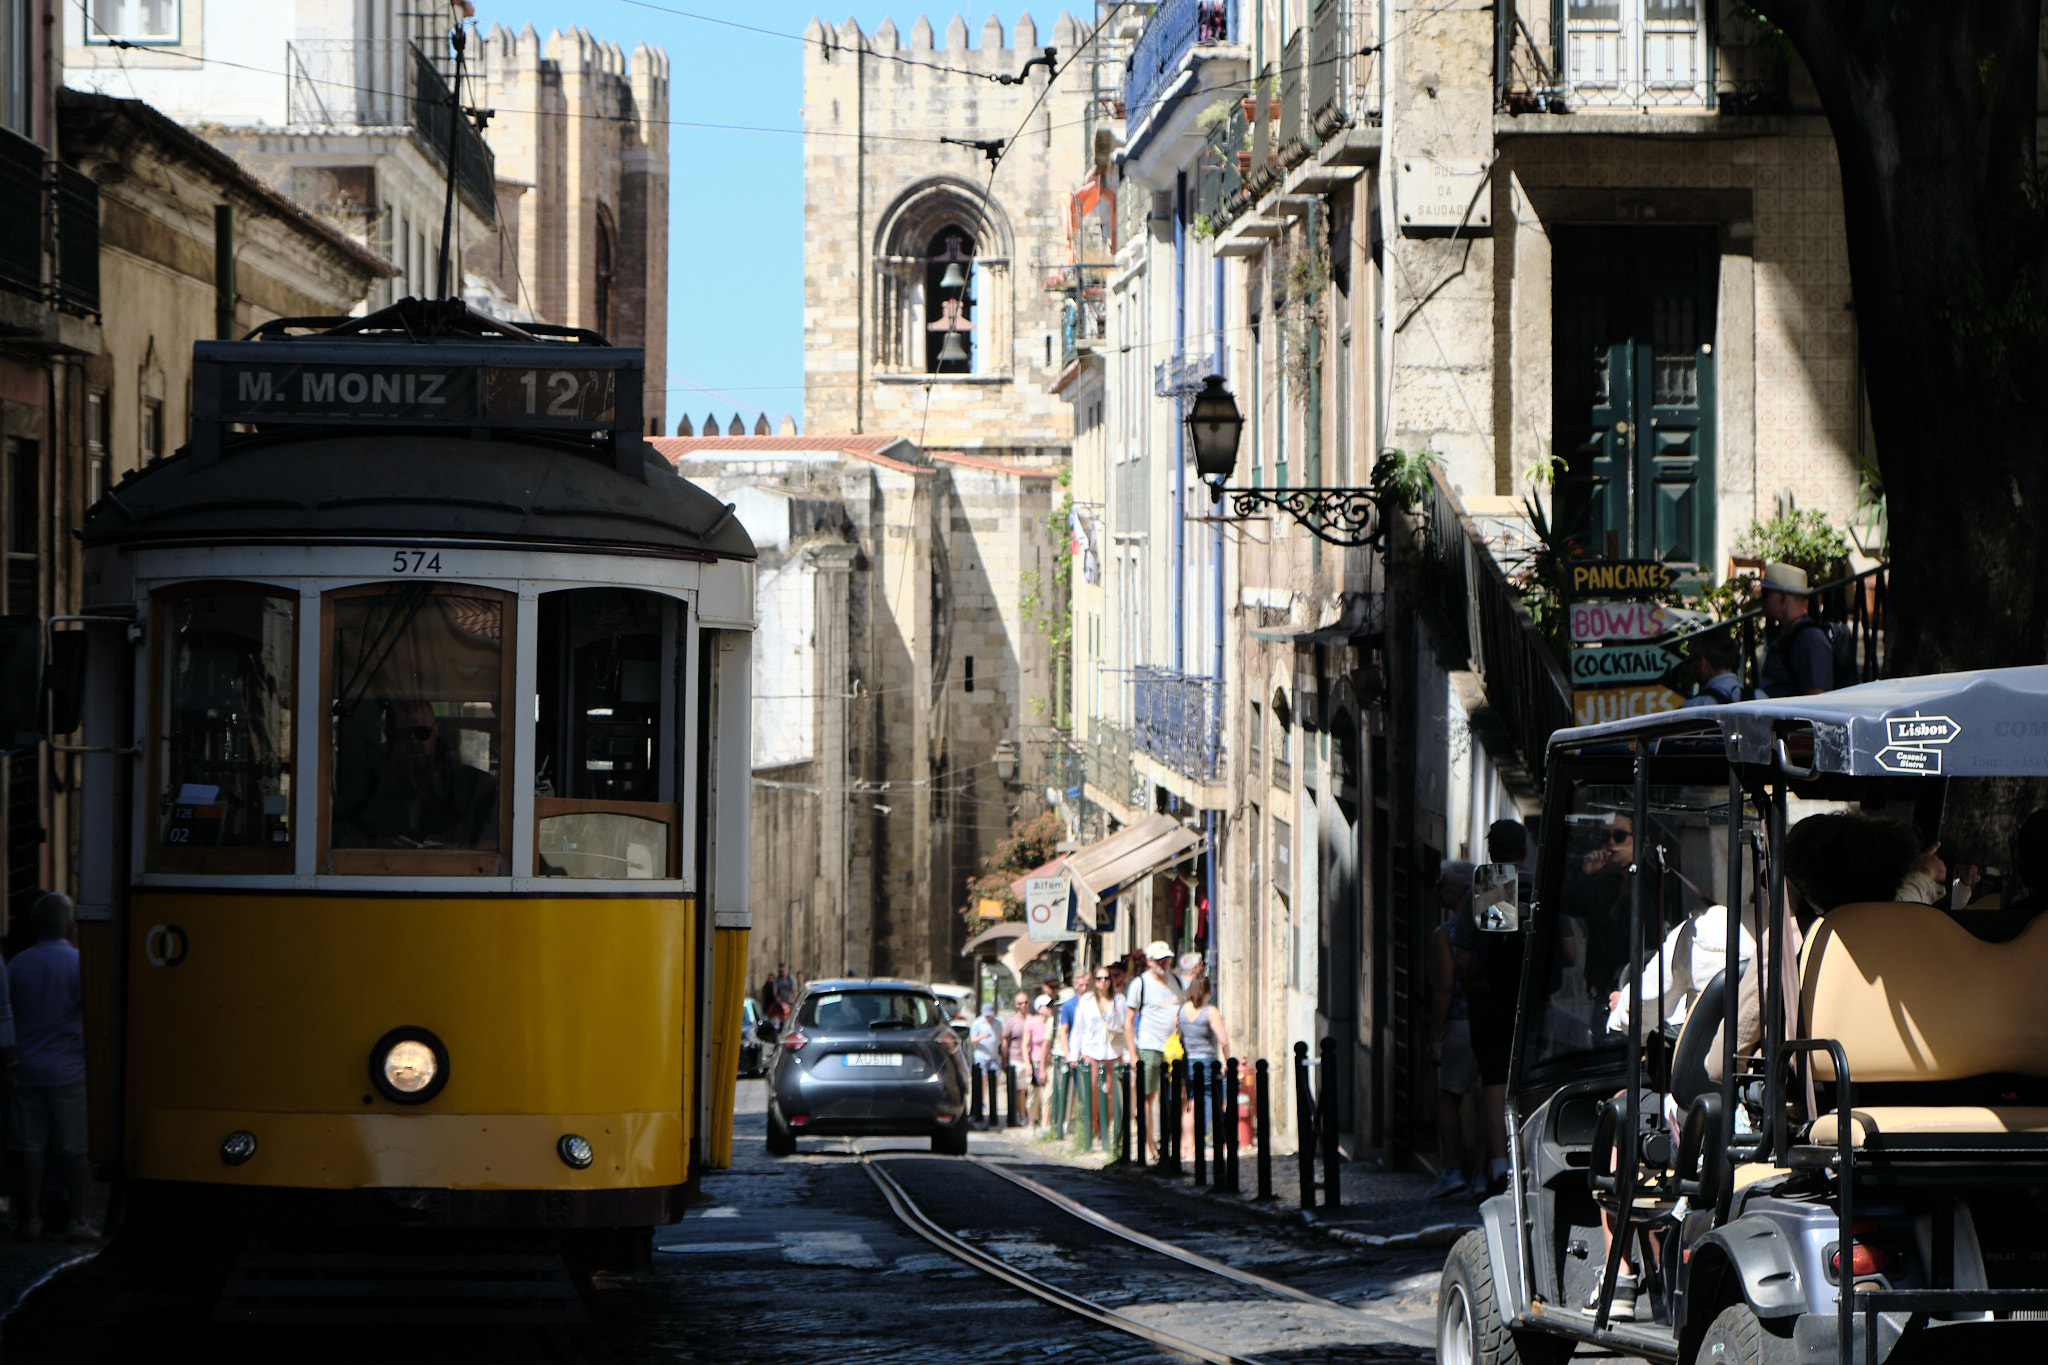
left=191, top=339, right=635, bottom=432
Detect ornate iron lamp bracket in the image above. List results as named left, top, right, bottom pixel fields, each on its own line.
left=1219, top=486, right=1388, bottom=550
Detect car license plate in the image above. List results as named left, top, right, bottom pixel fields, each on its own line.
left=844, top=1054, right=904, bottom=1067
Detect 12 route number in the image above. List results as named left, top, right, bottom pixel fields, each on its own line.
left=518, top=370, right=582, bottom=417
left=392, top=550, right=442, bottom=574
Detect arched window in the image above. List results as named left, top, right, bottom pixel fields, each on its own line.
left=873, top=178, right=1014, bottom=377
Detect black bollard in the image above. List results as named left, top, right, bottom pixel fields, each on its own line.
left=1319, top=1036, right=1342, bottom=1208
left=1154, top=1060, right=1173, bottom=1170
left=1225, top=1058, right=1241, bottom=1193
left=1192, top=1059, right=1208, bottom=1186
left=1211, top=1058, right=1227, bottom=1187
left=1170, top=1058, right=1186, bottom=1167
left=971, top=1064, right=985, bottom=1128
left=1294, top=1041, right=1315, bottom=1209
left=1006, top=1062, right=1020, bottom=1127
left=1255, top=1058, right=1273, bottom=1199
left=1119, top=1061, right=1134, bottom=1165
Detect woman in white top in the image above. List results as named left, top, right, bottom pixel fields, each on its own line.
left=1069, top=966, right=1129, bottom=1155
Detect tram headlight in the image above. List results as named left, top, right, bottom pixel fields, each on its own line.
left=368, top=1026, right=451, bottom=1105
left=557, top=1134, right=595, bottom=1170
left=220, top=1130, right=258, bottom=1166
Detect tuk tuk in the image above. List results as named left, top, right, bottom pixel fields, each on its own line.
left=1437, top=667, right=2048, bottom=1364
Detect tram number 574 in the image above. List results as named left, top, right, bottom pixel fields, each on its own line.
left=392, top=550, right=443, bottom=575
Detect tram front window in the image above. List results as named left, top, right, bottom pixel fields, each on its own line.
left=154, top=588, right=294, bottom=869
left=327, top=586, right=508, bottom=871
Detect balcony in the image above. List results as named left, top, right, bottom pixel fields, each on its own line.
left=1133, top=666, right=1224, bottom=784
left=287, top=40, right=496, bottom=222
left=0, top=129, right=40, bottom=303
left=1086, top=720, right=1146, bottom=814
left=0, top=126, right=100, bottom=329
left=1497, top=0, right=1792, bottom=115
left=1123, top=0, right=1238, bottom=132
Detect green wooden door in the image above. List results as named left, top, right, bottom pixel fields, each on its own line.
left=1553, top=228, right=1718, bottom=571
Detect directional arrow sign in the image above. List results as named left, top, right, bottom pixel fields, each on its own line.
left=1885, top=715, right=1962, bottom=748
left=1876, top=746, right=1942, bottom=775
left=1570, top=643, right=1683, bottom=687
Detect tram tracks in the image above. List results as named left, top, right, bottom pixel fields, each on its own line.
left=852, top=1145, right=1435, bottom=1364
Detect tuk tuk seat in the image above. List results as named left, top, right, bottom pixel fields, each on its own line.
left=1799, top=903, right=2048, bottom=1148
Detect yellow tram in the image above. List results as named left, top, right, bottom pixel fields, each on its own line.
left=66, top=301, right=755, bottom=1255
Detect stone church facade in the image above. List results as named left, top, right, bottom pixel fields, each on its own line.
left=801, top=11, right=1098, bottom=463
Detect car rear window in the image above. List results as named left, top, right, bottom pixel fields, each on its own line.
left=798, top=991, right=940, bottom=1031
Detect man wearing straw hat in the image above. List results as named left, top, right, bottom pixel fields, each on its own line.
left=1757, top=560, right=1834, bottom=697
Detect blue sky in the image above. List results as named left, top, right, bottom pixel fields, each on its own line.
left=474, top=1, right=1041, bottom=433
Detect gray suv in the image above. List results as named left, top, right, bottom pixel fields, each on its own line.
left=765, top=980, right=971, bottom=1155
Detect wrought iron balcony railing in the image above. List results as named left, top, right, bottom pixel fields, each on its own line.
left=1086, top=719, right=1147, bottom=812
left=1419, top=469, right=1575, bottom=776
left=287, top=40, right=496, bottom=221
left=1123, top=0, right=1238, bottom=132
left=1133, top=666, right=1225, bottom=784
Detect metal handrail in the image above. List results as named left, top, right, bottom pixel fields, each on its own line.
left=1418, top=467, right=1575, bottom=776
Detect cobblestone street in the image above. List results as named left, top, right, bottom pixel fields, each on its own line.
left=2, top=1080, right=1466, bottom=1362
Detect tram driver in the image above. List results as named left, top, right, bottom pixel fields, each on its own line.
left=333, top=699, right=499, bottom=850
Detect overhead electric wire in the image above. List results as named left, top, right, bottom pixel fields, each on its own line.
left=610, top=0, right=1052, bottom=86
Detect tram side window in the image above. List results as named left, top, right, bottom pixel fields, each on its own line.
left=154, top=589, right=294, bottom=870
left=327, top=585, right=508, bottom=873
left=533, top=588, right=680, bottom=879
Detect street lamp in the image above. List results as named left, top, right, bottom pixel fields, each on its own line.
left=1183, top=375, right=1391, bottom=549
left=1186, top=375, right=1245, bottom=495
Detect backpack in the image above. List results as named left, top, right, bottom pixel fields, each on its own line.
left=1789, top=615, right=1858, bottom=690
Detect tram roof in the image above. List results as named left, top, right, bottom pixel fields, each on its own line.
left=82, top=300, right=756, bottom=561
left=1548, top=666, right=2048, bottom=779
left=82, top=430, right=755, bottom=561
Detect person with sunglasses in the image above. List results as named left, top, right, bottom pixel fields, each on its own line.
left=335, top=698, right=498, bottom=850
left=1069, top=966, right=1130, bottom=1158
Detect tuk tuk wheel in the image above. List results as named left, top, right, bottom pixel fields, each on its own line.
left=1694, top=1303, right=1794, bottom=1364
left=1439, top=1231, right=1572, bottom=1365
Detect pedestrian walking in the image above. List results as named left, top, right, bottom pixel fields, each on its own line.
left=1454, top=821, right=1533, bottom=1198
left=1025, top=995, right=1054, bottom=1126
left=968, top=1001, right=1002, bottom=1127
left=1176, top=976, right=1230, bottom=1158
left=774, top=963, right=796, bottom=1011
left=1679, top=631, right=1746, bottom=707
left=1125, top=942, right=1184, bottom=1162
left=1175, top=950, right=1206, bottom=995
left=8, top=893, right=94, bottom=1243
left=1757, top=561, right=1835, bottom=697
left=1070, top=966, right=1129, bottom=1154
left=1001, top=991, right=1033, bottom=1124
left=1429, top=860, right=1478, bottom=1198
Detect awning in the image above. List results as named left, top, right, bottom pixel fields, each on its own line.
left=961, top=922, right=1029, bottom=956
left=1065, top=812, right=1205, bottom=907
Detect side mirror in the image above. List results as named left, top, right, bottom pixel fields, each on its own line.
left=1473, top=862, right=1520, bottom=933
